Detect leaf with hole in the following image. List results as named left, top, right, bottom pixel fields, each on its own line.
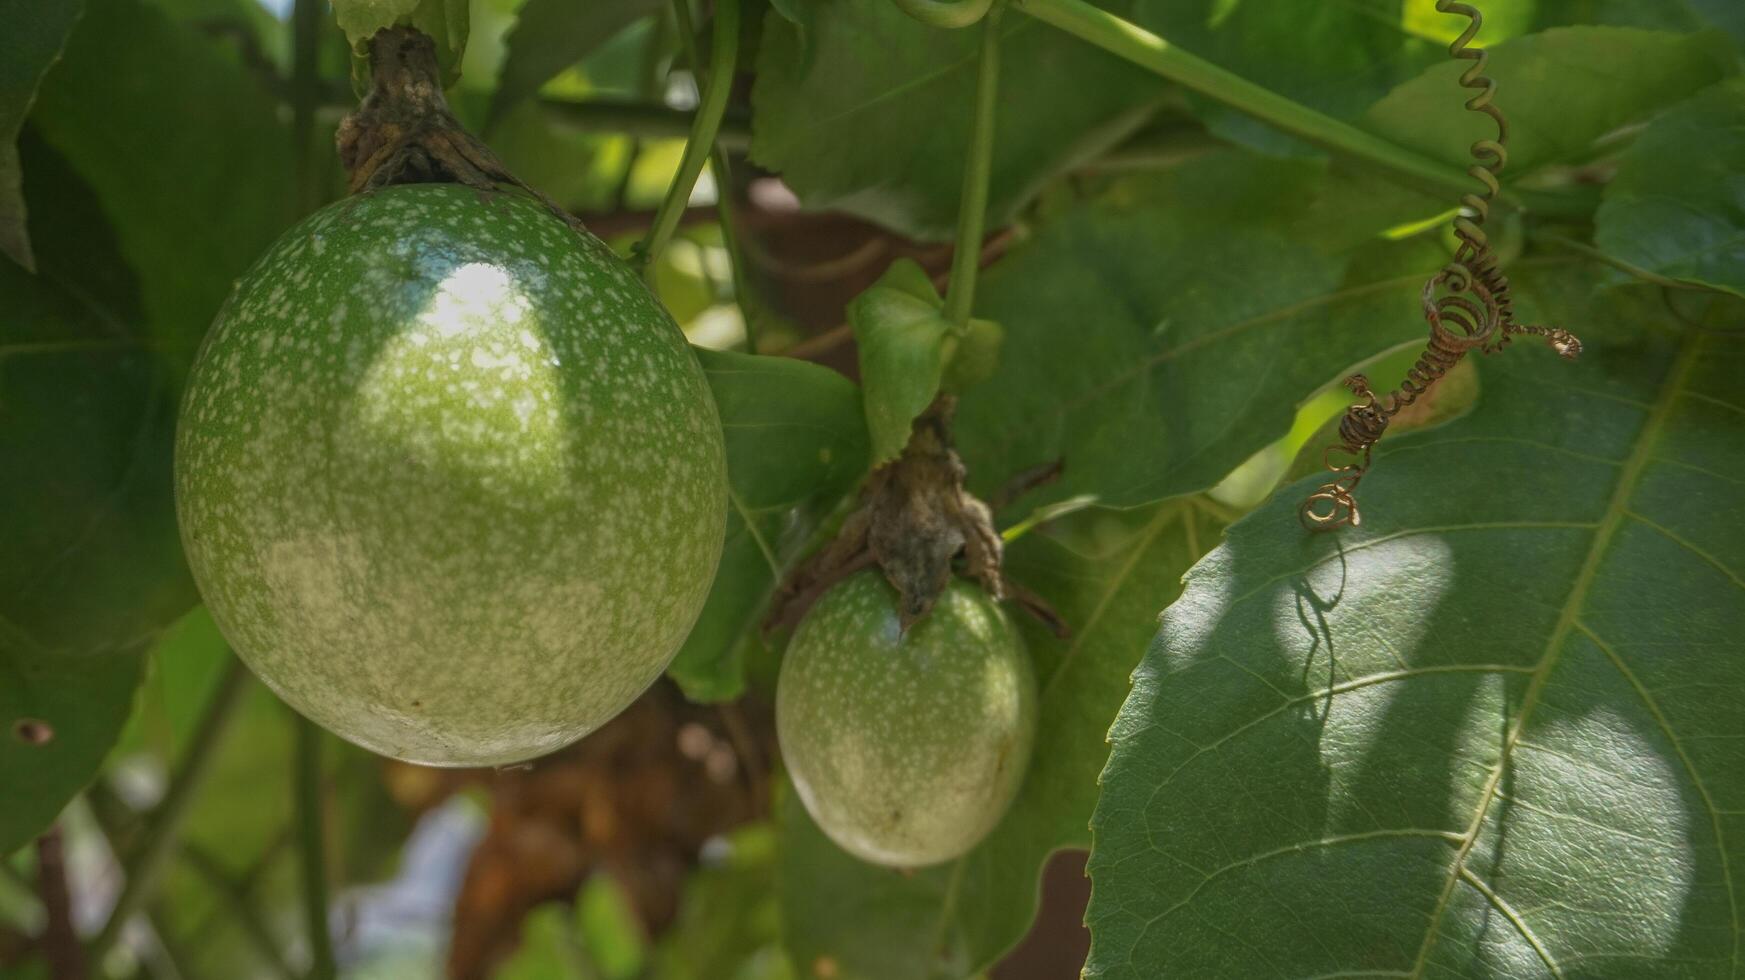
left=0, top=257, right=192, bottom=856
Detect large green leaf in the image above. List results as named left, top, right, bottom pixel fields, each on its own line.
left=1364, top=27, right=1739, bottom=177
left=669, top=350, right=868, bottom=701
left=750, top=0, right=1161, bottom=240
left=779, top=499, right=1222, bottom=977
left=486, top=0, right=662, bottom=125
left=30, top=0, right=295, bottom=360
left=0, top=0, right=82, bottom=271
left=1595, top=78, right=1745, bottom=298
left=1086, top=264, right=1745, bottom=976
left=953, top=151, right=1444, bottom=512
left=0, top=254, right=190, bottom=856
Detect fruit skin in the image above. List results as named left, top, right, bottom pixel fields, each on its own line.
left=175, top=184, right=727, bottom=766
left=776, top=570, right=1036, bottom=867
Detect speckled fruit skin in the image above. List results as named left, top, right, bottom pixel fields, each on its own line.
left=776, top=571, right=1037, bottom=867
left=175, top=185, right=727, bottom=767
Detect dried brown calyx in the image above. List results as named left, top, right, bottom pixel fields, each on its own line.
left=334, top=26, right=578, bottom=228
left=765, top=395, right=1066, bottom=636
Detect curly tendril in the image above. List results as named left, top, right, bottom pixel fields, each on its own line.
left=1298, top=0, right=1583, bottom=533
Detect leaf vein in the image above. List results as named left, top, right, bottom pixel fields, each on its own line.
left=1407, top=334, right=1704, bottom=977
left=1576, top=619, right=1740, bottom=972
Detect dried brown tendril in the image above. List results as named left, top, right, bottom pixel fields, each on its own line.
left=1298, top=0, right=1581, bottom=532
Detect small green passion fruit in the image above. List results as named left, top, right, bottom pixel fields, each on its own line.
left=175, top=184, right=727, bottom=766
left=776, top=570, right=1037, bottom=867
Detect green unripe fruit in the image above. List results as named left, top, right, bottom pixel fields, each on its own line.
left=776, top=571, right=1037, bottom=867
left=175, top=185, right=727, bottom=766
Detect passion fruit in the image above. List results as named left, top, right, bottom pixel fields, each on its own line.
left=175, top=184, right=727, bottom=766
left=776, top=570, right=1036, bottom=867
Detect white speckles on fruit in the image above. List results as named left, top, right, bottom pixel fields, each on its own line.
left=175, top=185, right=728, bottom=767
left=776, top=571, right=1037, bottom=868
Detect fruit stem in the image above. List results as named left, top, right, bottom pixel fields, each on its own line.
left=1011, top=0, right=1477, bottom=199
left=635, top=0, right=741, bottom=279
left=87, top=658, right=252, bottom=964
left=941, top=6, right=1003, bottom=329
left=294, top=717, right=336, bottom=980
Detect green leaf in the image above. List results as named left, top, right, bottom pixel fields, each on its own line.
left=650, top=824, right=789, bottom=979
left=1132, top=0, right=1439, bottom=152
left=0, top=0, right=82, bottom=271
left=486, top=0, right=662, bottom=126
left=1136, top=0, right=1731, bottom=155
left=669, top=350, right=868, bottom=701
left=1595, top=78, right=1745, bottom=298
left=494, top=901, right=594, bottom=980
left=1690, top=0, right=1745, bottom=47
left=334, top=0, right=469, bottom=85
left=750, top=0, right=1162, bottom=240
left=29, top=0, right=295, bottom=360
left=110, top=604, right=231, bottom=761
left=1364, top=27, right=1740, bottom=177
left=577, top=874, right=649, bottom=980
left=941, top=317, right=1002, bottom=393
left=850, top=259, right=953, bottom=466
left=779, top=500, right=1222, bottom=978
left=0, top=258, right=191, bottom=856
left=495, top=874, right=648, bottom=980
left=1085, top=263, right=1745, bottom=976
left=955, top=151, right=1442, bottom=511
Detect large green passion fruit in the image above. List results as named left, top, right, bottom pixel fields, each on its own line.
left=175, top=184, right=727, bottom=766
left=776, top=571, right=1037, bottom=867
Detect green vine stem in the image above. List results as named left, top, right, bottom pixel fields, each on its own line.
left=178, top=846, right=299, bottom=980
left=1012, top=0, right=1476, bottom=199
left=88, top=657, right=252, bottom=964
left=893, top=0, right=994, bottom=29
left=635, top=0, right=741, bottom=277
left=289, top=10, right=337, bottom=970
left=942, top=5, right=1003, bottom=328
left=669, top=0, right=762, bottom=352
left=294, top=717, right=336, bottom=980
